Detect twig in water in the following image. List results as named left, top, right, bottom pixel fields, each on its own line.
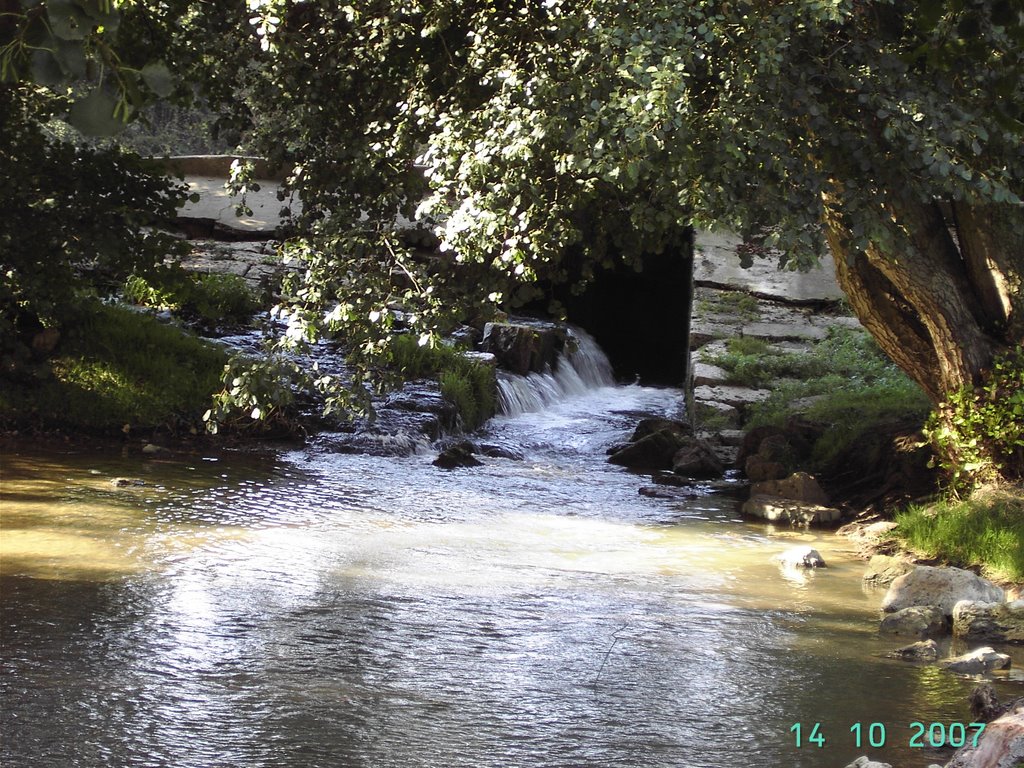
left=592, top=619, right=632, bottom=688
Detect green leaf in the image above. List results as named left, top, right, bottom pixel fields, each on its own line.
left=141, top=61, right=174, bottom=98
left=69, top=88, right=125, bottom=136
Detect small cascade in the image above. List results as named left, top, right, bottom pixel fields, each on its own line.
left=496, top=328, right=615, bottom=416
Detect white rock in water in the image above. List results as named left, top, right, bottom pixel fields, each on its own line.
left=881, top=566, right=1004, bottom=616
left=844, top=756, right=893, bottom=768
left=939, top=646, right=1012, bottom=674
left=776, top=546, right=827, bottom=569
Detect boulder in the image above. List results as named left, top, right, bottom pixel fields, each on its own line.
left=480, top=322, right=567, bottom=375
left=744, top=455, right=787, bottom=482
left=651, top=471, right=692, bottom=487
left=693, top=399, right=741, bottom=428
left=884, top=639, right=940, bottom=661
left=630, top=417, right=692, bottom=442
left=608, top=429, right=690, bottom=471
left=944, top=708, right=1024, bottom=768
left=776, top=546, right=827, bottom=569
left=863, top=554, right=915, bottom=587
left=639, top=485, right=701, bottom=500
left=110, top=477, right=145, bottom=488
left=751, top=471, right=830, bottom=505
left=881, top=566, right=1005, bottom=616
left=671, top=437, right=725, bottom=478
left=953, top=600, right=1024, bottom=644
left=939, top=647, right=1012, bottom=674
left=433, top=442, right=483, bottom=469
left=741, top=494, right=842, bottom=526
left=692, top=362, right=729, bottom=386
left=879, top=605, right=948, bottom=638
left=843, top=757, right=892, bottom=768
left=693, top=384, right=771, bottom=410
left=738, top=425, right=789, bottom=465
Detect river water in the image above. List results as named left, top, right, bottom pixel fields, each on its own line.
left=2, top=340, right=1021, bottom=768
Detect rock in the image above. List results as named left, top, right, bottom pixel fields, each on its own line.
left=970, top=683, right=1024, bottom=723
left=741, top=494, right=843, bottom=526
left=714, top=429, right=746, bottom=447
left=863, top=554, right=915, bottom=587
left=939, top=646, right=1012, bottom=674
left=671, top=437, right=725, bottom=478
left=476, top=442, right=525, bottom=461
left=608, top=429, right=690, bottom=471
left=879, top=605, right=948, bottom=638
left=651, top=471, right=692, bottom=487
left=141, top=443, right=165, bottom=455
left=776, top=546, right=827, bottom=568
left=953, top=600, right=1024, bottom=644
left=639, top=485, right=701, bottom=500
left=110, top=477, right=145, bottom=487
left=740, top=320, right=829, bottom=342
left=630, top=417, right=692, bottom=442
left=744, top=456, right=787, bottom=482
left=738, top=425, right=788, bottom=465
left=881, top=566, right=1005, bottom=616
left=480, top=322, right=567, bottom=375
left=885, top=639, right=940, bottom=661
left=693, top=384, right=772, bottom=410
left=693, top=399, right=741, bottom=428
left=743, top=431, right=806, bottom=482
left=751, top=471, right=830, bottom=505
left=692, top=362, right=729, bottom=386
left=944, top=708, right=1024, bottom=768
left=843, top=757, right=892, bottom=768
left=433, top=441, right=483, bottom=469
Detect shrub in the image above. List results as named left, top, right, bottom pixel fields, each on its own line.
left=389, top=334, right=496, bottom=430
left=925, top=349, right=1024, bottom=492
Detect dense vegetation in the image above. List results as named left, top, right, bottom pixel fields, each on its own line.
left=1, top=0, right=1022, bottom=500
left=0, top=302, right=225, bottom=432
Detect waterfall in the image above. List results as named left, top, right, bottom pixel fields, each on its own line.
left=496, top=328, right=615, bottom=416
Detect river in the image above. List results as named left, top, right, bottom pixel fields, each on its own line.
left=1, top=337, right=1021, bottom=768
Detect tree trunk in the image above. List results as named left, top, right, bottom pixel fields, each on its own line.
left=822, top=196, right=1023, bottom=481
left=824, top=197, right=1017, bottom=404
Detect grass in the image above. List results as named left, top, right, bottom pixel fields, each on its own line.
left=389, top=334, right=496, bottom=431
left=0, top=301, right=226, bottom=432
left=702, top=335, right=826, bottom=387
left=124, top=271, right=261, bottom=326
left=696, top=290, right=761, bottom=321
left=708, top=327, right=932, bottom=472
left=890, top=487, right=1024, bottom=583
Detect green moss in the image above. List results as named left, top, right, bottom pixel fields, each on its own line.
left=891, top=488, right=1024, bottom=582
left=389, top=334, right=496, bottom=430
left=0, top=301, right=226, bottom=432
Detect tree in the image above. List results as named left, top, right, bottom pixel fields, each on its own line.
left=3, top=1, right=1022, bottom=480
left=231, top=0, right=1023, bottom=478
